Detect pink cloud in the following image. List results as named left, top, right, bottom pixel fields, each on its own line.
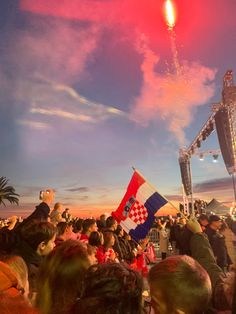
left=20, top=0, right=123, bottom=23
left=20, top=0, right=163, bottom=27
left=10, top=22, right=99, bottom=83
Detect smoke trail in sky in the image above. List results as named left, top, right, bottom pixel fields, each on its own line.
left=131, top=38, right=216, bottom=146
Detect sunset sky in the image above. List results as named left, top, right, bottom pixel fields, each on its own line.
left=1, top=0, right=236, bottom=218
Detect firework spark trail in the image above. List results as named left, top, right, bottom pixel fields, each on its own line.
left=169, top=29, right=181, bottom=75
left=164, top=0, right=181, bottom=75
left=132, top=1, right=216, bottom=145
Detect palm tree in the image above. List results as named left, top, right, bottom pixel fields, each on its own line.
left=0, top=176, right=19, bottom=206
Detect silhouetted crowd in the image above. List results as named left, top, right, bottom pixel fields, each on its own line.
left=0, top=189, right=236, bottom=313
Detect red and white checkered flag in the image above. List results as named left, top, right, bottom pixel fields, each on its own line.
left=129, top=200, right=148, bottom=224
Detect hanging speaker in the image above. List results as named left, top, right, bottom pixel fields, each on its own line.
left=179, top=156, right=192, bottom=196
left=214, top=107, right=236, bottom=174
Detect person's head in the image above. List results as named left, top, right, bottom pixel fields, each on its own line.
left=57, top=222, right=73, bottom=237
left=71, top=263, right=143, bottom=314
left=115, top=225, right=124, bottom=237
left=53, top=202, right=63, bottom=213
left=100, top=214, right=106, bottom=222
left=214, top=269, right=235, bottom=310
left=198, top=214, right=209, bottom=227
left=96, top=219, right=105, bottom=231
left=0, top=255, right=29, bottom=299
left=208, top=215, right=222, bottom=231
left=36, top=240, right=90, bottom=314
left=82, top=219, right=97, bottom=235
left=148, top=255, right=212, bottom=314
left=73, top=219, right=83, bottom=233
left=40, top=189, right=55, bottom=205
left=105, top=216, right=118, bottom=231
left=179, top=217, right=186, bottom=226
left=89, top=231, right=104, bottom=247
left=64, top=208, right=70, bottom=213
left=219, top=220, right=228, bottom=232
left=175, top=217, right=180, bottom=224
left=139, top=237, right=149, bottom=247
left=103, top=232, right=115, bottom=249
left=21, top=221, right=56, bottom=256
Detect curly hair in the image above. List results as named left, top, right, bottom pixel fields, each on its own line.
left=71, top=263, right=143, bottom=314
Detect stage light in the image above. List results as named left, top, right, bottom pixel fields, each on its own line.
left=196, top=139, right=201, bottom=148
left=190, top=147, right=195, bottom=155
left=199, top=153, right=204, bottom=161
left=212, top=154, right=219, bottom=162
left=208, top=121, right=214, bottom=133
left=202, top=131, right=207, bottom=141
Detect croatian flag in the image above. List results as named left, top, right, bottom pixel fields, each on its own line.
left=112, top=170, right=168, bottom=241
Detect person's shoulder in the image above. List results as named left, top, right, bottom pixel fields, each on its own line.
left=39, top=202, right=50, bottom=209
left=205, top=226, right=213, bottom=234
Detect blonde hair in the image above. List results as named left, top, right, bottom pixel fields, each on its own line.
left=1, top=255, right=28, bottom=295
left=53, top=203, right=62, bottom=211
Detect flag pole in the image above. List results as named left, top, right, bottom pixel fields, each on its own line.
left=132, top=167, right=188, bottom=219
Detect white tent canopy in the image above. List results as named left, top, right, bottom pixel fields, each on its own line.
left=205, top=198, right=230, bottom=216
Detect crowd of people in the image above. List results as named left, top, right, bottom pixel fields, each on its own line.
left=0, top=188, right=236, bottom=313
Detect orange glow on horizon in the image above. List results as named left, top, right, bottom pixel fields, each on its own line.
left=164, top=0, right=176, bottom=29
